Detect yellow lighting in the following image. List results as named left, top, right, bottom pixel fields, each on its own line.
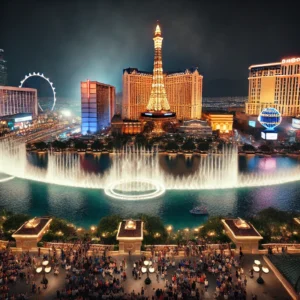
left=167, top=225, right=173, bottom=232
left=77, top=227, right=83, bottom=232
left=90, top=226, right=96, bottom=231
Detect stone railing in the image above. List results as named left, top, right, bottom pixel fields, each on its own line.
left=261, top=243, right=300, bottom=254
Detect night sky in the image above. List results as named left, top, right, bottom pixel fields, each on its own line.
left=1, top=0, right=299, bottom=101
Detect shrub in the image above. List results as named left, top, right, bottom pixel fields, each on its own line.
left=3, top=214, right=31, bottom=232
left=145, top=277, right=151, bottom=285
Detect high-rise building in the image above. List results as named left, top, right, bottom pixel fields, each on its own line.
left=246, top=57, right=300, bottom=116
left=81, top=80, right=115, bottom=135
left=0, top=86, right=38, bottom=117
left=0, top=49, right=8, bottom=86
left=122, top=25, right=202, bottom=121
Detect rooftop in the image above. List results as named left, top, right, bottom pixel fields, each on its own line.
left=12, top=217, right=52, bottom=237
left=222, top=218, right=262, bottom=239
left=117, top=219, right=143, bottom=240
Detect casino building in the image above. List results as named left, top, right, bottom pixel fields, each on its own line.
left=0, top=86, right=38, bottom=118
left=246, top=57, right=300, bottom=116
left=81, top=80, right=115, bottom=135
left=122, top=24, right=203, bottom=122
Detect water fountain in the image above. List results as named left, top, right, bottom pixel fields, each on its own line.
left=1, top=140, right=300, bottom=200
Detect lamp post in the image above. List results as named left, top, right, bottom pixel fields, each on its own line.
left=141, top=260, right=155, bottom=284
left=253, top=259, right=269, bottom=284
left=36, top=259, right=52, bottom=288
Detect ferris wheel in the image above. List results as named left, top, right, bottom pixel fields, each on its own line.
left=19, top=72, right=56, bottom=111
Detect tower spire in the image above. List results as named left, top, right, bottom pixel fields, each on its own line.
left=146, top=23, right=170, bottom=111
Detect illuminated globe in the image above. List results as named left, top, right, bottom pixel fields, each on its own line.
left=258, top=107, right=282, bottom=130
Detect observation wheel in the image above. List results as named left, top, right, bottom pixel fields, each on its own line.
left=19, top=72, right=56, bottom=111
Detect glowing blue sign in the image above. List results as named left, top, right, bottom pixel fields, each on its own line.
left=145, top=113, right=152, bottom=116
left=164, top=113, right=173, bottom=116
left=248, top=120, right=256, bottom=127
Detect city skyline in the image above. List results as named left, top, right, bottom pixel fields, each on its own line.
left=1, top=0, right=299, bottom=100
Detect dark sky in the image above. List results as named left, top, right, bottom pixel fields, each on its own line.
left=1, top=0, right=299, bottom=100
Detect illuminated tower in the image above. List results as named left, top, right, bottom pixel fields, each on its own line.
left=146, top=24, right=170, bottom=111
left=141, top=23, right=176, bottom=133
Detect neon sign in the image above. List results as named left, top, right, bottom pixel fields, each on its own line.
left=282, top=58, right=300, bottom=64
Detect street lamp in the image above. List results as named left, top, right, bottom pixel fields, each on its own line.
left=142, top=260, right=155, bottom=283
left=36, top=259, right=52, bottom=288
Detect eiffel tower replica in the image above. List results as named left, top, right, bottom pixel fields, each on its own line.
left=141, top=23, right=176, bottom=133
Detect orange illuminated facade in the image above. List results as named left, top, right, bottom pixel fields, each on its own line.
left=246, top=57, right=300, bottom=116
left=202, top=112, right=233, bottom=134
left=122, top=25, right=203, bottom=121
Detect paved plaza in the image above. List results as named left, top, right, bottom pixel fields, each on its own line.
left=2, top=250, right=292, bottom=299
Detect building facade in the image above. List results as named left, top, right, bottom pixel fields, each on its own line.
left=123, top=68, right=202, bottom=121
left=0, top=86, right=38, bottom=118
left=81, top=80, right=115, bottom=135
left=202, top=112, right=233, bottom=134
left=0, top=49, right=7, bottom=86
left=246, top=57, right=300, bottom=116
left=122, top=24, right=202, bottom=121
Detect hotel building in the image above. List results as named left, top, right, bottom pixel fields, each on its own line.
left=0, top=86, right=38, bottom=118
left=81, top=80, right=115, bottom=135
left=122, top=24, right=203, bottom=121
left=122, top=68, right=202, bottom=121
left=246, top=57, right=300, bottom=116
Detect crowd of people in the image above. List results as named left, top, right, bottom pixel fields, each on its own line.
left=0, top=242, right=264, bottom=299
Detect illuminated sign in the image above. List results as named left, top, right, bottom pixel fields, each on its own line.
left=145, top=113, right=152, bottom=116
left=248, top=120, right=256, bottom=127
left=292, top=118, right=300, bottom=129
left=262, top=131, right=278, bottom=140
left=282, top=58, right=300, bottom=64
left=14, top=116, right=32, bottom=122
left=164, top=113, right=173, bottom=116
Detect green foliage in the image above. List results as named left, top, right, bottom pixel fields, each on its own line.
left=181, top=139, right=196, bottom=151
left=258, top=144, right=272, bottom=153
left=49, top=218, right=76, bottom=237
left=165, top=141, right=179, bottom=151
left=135, top=134, right=147, bottom=148
left=74, top=140, right=87, bottom=150
left=3, top=214, right=31, bottom=232
left=91, top=140, right=104, bottom=151
left=145, top=277, right=151, bottom=285
left=143, top=121, right=155, bottom=133
left=242, top=144, right=256, bottom=152
left=97, top=215, right=122, bottom=238
left=52, top=140, right=67, bottom=150
left=34, top=141, right=48, bottom=150
left=250, top=207, right=299, bottom=243
left=199, top=216, right=230, bottom=243
left=197, top=142, right=209, bottom=151
left=137, top=214, right=168, bottom=245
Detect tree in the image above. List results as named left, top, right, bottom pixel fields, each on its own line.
left=242, top=144, right=256, bottom=152
left=162, top=121, right=176, bottom=133
left=137, top=214, right=168, bottom=245
left=181, top=139, right=196, bottom=151
left=3, top=214, right=31, bottom=232
left=199, top=216, right=230, bottom=243
left=74, top=140, right=87, bottom=151
left=258, top=144, right=272, bottom=153
left=34, top=141, right=48, bottom=150
left=135, top=134, right=147, bottom=148
left=197, top=142, right=210, bottom=151
left=143, top=121, right=155, bottom=133
left=97, top=215, right=122, bottom=237
left=52, top=140, right=67, bottom=150
left=91, top=140, right=104, bottom=151
left=165, top=141, right=179, bottom=151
